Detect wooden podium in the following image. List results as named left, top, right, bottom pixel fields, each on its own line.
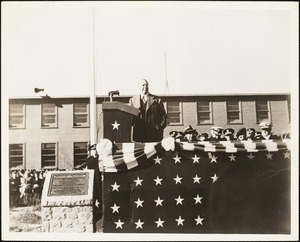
left=102, top=101, right=139, bottom=143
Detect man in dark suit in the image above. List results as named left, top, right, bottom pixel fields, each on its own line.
left=129, top=79, right=168, bottom=142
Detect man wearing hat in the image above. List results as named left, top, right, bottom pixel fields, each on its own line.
left=169, top=131, right=178, bottom=139
left=223, top=128, right=235, bottom=141
left=236, top=127, right=246, bottom=141
left=246, top=128, right=256, bottom=140
left=198, top=132, right=209, bottom=141
left=175, top=131, right=184, bottom=142
left=209, top=126, right=225, bottom=141
left=259, top=122, right=280, bottom=140
left=183, top=125, right=198, bottom=142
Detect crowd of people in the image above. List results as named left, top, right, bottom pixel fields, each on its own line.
left=169, top=121, right=291, bottom=142
left=9, top=169, right=51, bottom=208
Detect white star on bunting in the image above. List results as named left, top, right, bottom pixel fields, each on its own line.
left=134, top=198, right=144, bottom=208
left=135, top=219, right=144, bottom=229
left=192, top=154, right=200, bottom=163
left=95, top=199, right=100, bottom=208
left=283, top=151, right=290, bottom=159
left=194, top=194, right=203, bottom=204
left=193, top=174, right=201, bottom=184
left=154, top=197, right=164, bottom=206
left=210, top=154, right=218, bottom=163
left=266, top=152, right=273, bottom=159
left=175, top=216, right=185, bottom=226
left=211, top=173, right=218, bottom=183
left=195, top=215, right=204, bottom=225
left=247, top=153, right=255, bottom=160
left=175, top=195, right=184, bottom=205
left=154, top=156, right=162, bottom=164
left=111, top=203, right=120, bottom=213
left=115, top=219, right=124, bottom=229
left=173, top=153, right=182, bottom=164
left=111, top=120, right=120, bottom=130
left=173, top=175, right=183, bottom=184
left=153, top=176, right=163, bottom=186
left=228, top=153, right=237, bottom=162
left=134, top=177, right=143, bottom=186
left=111, top=182, right=120, bottom=191
left=155, top=218, right=165, bottom=228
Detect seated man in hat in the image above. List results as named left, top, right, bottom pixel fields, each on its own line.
left=209, top=126, right=225, bottom=141
left=198, top=132, right=209, bottom=141
left=236, top=127, right=247, bottom=141
left=175, top=131, right=184, bottom=142
left=259, top=122, right=280, bottom=140
left=169, top=131, right=178, bottom=139
left=223, top=128, right=235, bottom=141
left=183, top=125, right=198, bottom=142
left=246, top=128, right=256, bottom=140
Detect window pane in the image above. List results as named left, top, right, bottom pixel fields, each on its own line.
left=10, top=104, right=25, bottom=128
left=74, top=114, right=88, bottom=124
left=168, top=114, right=180, bottom=123
left=42, top=104, right=57, bottom=127
left=74, top=103, right=88, bottom=113
left=9, top=144, right=23, bottom=168
left=256, top=100, right=269, bottom=122
left=10, top=104, right=24, bottom=114
left=74, top=103, right=89, bottom=126
left=74, top=142, right=88, bottom=167
left=227, top=101, right=241, bottom=123
left=167, top=102, right=181, bottom=124
left=10, top=116, right=23, bottom=124
left=42, top=143, right=56, bottom=167
left=42, top=104, right=55, bottom=113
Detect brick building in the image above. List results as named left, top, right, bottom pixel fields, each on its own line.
left=9, top=93, right=290, bottom=170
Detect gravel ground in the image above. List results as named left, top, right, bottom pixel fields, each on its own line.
left=9, top=205, right=103, bottom=233
left=9, top=205, right=42, bottom=232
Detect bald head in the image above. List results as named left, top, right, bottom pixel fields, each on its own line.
left=138, top=79, right=149, bottom=96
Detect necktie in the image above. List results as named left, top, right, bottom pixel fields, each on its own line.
left=142, top=95, right=147, bottom=103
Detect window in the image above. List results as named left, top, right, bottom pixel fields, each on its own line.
left=197, top=101, right=212, bottom=124
left=73, top=103, right=89, bottom=127
left=9, top=144, right=24, bottom=169
left=9, top=104, right=25, bottom=128
left=167, top=101, right=182, bottom=124
left=42, top=103, right=57, bottom=127
left=41, top=143, right=57, bottom=168
left=256, top=100, right=270, bottom=123
left=74, top=142, right=88, bottom=168
left=227, top=101, right=242, bottom=124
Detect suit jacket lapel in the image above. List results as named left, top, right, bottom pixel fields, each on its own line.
left=134, top=95, right=141, bottom=108
left=146, top=94, right=154, bottom=111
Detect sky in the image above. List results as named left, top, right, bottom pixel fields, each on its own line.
left=2, top=2, right=298, bottom=98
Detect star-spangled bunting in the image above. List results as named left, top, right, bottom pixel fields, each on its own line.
left=111, top=120, right=120, bottom=130
left=100, top=138, right=290, bottom=233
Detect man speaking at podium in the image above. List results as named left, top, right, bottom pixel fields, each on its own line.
left=129, top=79, right=168, bottom=142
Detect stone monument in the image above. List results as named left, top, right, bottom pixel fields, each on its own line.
left=41, top=170, right=94, bottom=232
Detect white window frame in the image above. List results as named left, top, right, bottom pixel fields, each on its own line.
left=9, top=103, right=25, bottom=128
left=167, top=101, right=183, bottom=125
left=197, top=101, right=213, bottom=125
left=9, top=143, right=25, bottom=169
left=73, top=103, right=90, bottom=127
left=255, top=100, right=271, bottom=123
left=41, top=103, right=58, bottom=128
left=226, top=100, right=243, bottom=124
left=41, top=142, right=58, bottom=169
left=74, top=142, right=89, bottom=168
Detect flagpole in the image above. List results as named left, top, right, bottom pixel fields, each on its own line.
left=90, top=8, right=97, bottom=156
left=164, top=52, right=169, bottom=94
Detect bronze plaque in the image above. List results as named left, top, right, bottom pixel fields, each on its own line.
left=48, top=172, right=89, bottom=196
